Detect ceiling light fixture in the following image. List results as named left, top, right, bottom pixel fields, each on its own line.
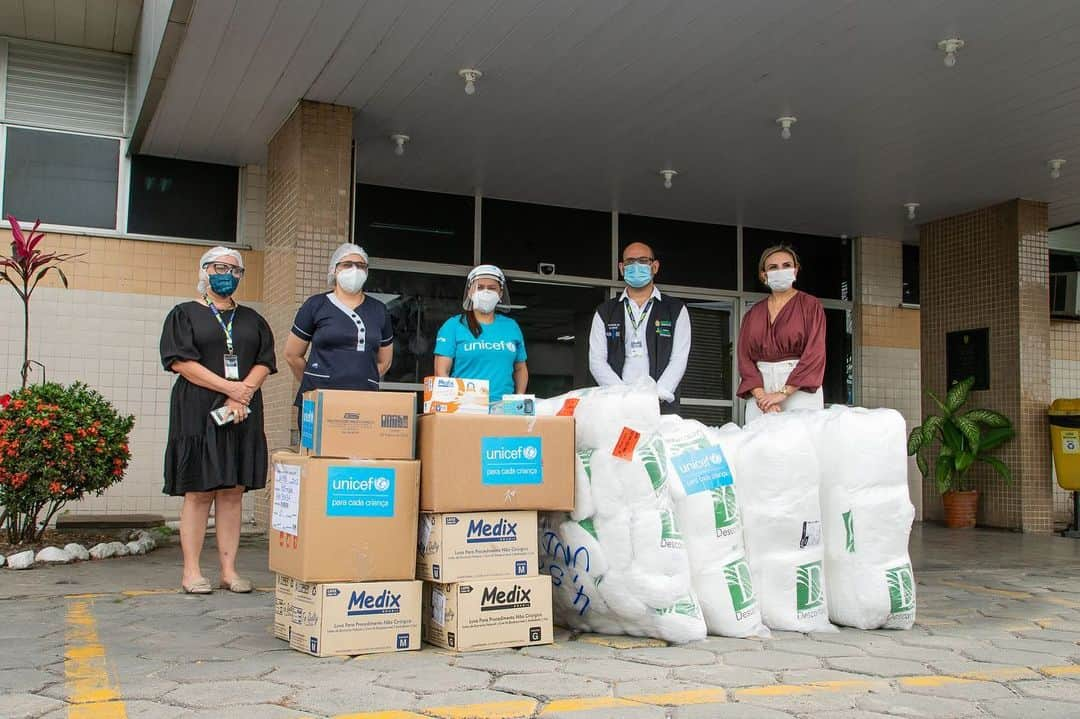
left=938, top=38, right=965, bottom=67
left=458, top=68, right=482, bottom=95
left=659, top=169, right=678, bottom=189
left=1049, top=159, right=1066, bottom=179
left=776, top=116, right=797, bottom=140
left=390, top=133, right=409, bottom=156
left=905, top=202, right=920, bottom=221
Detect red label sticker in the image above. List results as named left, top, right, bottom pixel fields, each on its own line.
left=612, top=427, right=641, bottom=460
left=557, top=398, right=580, bottom=416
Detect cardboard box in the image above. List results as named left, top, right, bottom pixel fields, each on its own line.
left=423, top=376, right=489, bottom=414
left=290, top=579, right=422, bottom=657
left=269, top=451, right=420, bottom=583
left=274, top=574, right=295, bottom=641
left=417, top=511, right=539, bottom=583
left=489, top=395, right=536, bottom=416
left=418, top=414, right=575, bottom=512
left=300, top=390, right=416, bottom=459
left=422, top=576, right=553, bottom=652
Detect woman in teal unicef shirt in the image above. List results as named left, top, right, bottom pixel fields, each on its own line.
left=434, top=265, right=528, bottom=402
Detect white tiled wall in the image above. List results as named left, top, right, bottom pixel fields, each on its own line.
left=0, top=287, right=264, bottom=521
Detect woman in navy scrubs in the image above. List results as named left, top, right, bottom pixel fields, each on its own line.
left=284, top=244, right=394, bottom=427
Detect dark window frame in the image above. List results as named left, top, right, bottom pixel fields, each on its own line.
left=127, top=154, right=240, bottom=244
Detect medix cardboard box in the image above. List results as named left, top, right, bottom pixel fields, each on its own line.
left=300, top=389, right=415, bottom=458
left=274, top=574, right=295, bottom=641
left=290, top=579, right=422, bottom=657
left=269, top=451, right=420, bottom=583
left=422, top=576, right=553, bottom=652
left=417, top=511, right=539, bottom=583
left=418, top=415, right=574, bottom=512
left=423, top=376, right=489, bottom=414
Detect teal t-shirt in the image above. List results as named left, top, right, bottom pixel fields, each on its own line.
left=434, top=314, right=527, bottom=401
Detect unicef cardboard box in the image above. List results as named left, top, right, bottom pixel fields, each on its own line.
left=417, top=511, right=539, bottom=583
left=421, top=576, right=553, bottom=652
left=290, top=579, right=422, bottom=657
left=300, top=389, right=415, bottom=459
left=269, top=451, right=420, bottom=583
left=417, top=415, right=574, bottom=512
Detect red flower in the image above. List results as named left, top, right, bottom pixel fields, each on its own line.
left=12, top=399, right=25, bottom=410
left=0, top=393, right=9, bottom=409
left=49, top=481, right=62, bottom=493
left=63, top=433, right=73, bottom=442
left=112, top=468, right=122, bottom=476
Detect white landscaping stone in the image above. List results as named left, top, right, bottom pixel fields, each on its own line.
left=135, top=531, right=157, bottom=551
left=125, top=541, right=146, bottom=556
left=88, top=542, right=115, bottom=559
left=64, top=543, right=90, bottom=561
left=35, top=546, right=73, bottom=564
left=136, top=538, right=155, bottom=554
left=0, top=554, right=5, bottom=567
left=7, top=550, right=35, bottom=569
left=109, top=541, right=129, bottom=557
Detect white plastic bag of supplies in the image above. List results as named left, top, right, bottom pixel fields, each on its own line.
left=536, top=380, right=662, bottom=453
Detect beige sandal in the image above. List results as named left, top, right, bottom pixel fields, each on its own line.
left=219, top=576, right=253, bottom=593
left=181, top=577, right=213, bottom=594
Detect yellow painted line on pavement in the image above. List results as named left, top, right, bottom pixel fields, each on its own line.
left=958, top=667, right=1038, bottom=681
left=576, top=634, right=668, bottom=649
left=1041, top=665, right=1080, bottom=677
left=1042, top=596, right=1080, bottom=609
left=64, top=599, right=127, bottom=718
left=333, top=713, right=427, bottom=719
left=624, top=687, right=727, bottom=705
left=540, top=697, right=641, bottom=714
left=425, top=699, right=538, bottom=718
left=899, top=675, right=976, bottom=688
left=938, top=580, right=1032, bottom=600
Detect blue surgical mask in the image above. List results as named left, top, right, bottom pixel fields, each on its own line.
left=623, top=263, right=653, bottom=288
left=208, top=273, right=239, bottom=297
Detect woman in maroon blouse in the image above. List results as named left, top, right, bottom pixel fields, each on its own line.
left=737, top=245, right=827, bottom=423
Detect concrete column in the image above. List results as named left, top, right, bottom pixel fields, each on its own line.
left=253, top=100, right=353, bottom=527
left=919, top=199, right=1052, bottom=533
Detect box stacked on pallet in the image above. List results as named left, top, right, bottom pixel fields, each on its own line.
left=269, top=389, right=422, bottom=658
left=416, top=407, right=574, bottom=651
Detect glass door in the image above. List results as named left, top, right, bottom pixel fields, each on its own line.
left=670, top=296, right=736, bottom=426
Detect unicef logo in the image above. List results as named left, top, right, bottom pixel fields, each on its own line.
left=374, top=477, right=391, bottom=492
left=709, top=453, right=724, bottom=465
left=522, top=446, right=538, bottom=460
left=507, top=341, right=516, bottom=351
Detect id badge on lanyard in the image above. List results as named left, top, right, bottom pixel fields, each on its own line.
left=626, top=298, right=651, bottom=358
left=206, top=297, right=240, bottom=379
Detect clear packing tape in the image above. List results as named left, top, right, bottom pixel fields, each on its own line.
left=539, top=382, right=915, bottom=642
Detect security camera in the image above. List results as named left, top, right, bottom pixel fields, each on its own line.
left=537, top=263, right=556, bottom=276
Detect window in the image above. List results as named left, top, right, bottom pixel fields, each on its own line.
left=619, top=214, right=738, bottom=290
left=902, top=243, right=920, bottom=305
left=742, top=228, right=852, bottom=300
left=128, top=155, right=239, bottom=243
left=823, top=307, right=854, bottom=405
left=2, top=127, right=119, bottom=229
left=482, top=198, right=611, bottom=278
left=1050, top=251, right=1080, bottom=273
left=355, top=184, right=474, bottom=264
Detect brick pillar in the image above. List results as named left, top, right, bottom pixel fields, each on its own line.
left=919, top=199, right=1052, bottom=533
left=253, top=101, right=353, bottom=527
left=853, top=237, right=922, bottom=519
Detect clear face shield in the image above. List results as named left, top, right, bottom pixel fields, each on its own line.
left=462, top=275, right=509, bottom=311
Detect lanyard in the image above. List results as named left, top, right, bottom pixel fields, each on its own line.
left=204, top=296, right=235, bottom=354
left=624, top=297, right=653, bottom=334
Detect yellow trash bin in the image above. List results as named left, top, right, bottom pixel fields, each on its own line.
left=1050, top=399, right=1080, bottom=490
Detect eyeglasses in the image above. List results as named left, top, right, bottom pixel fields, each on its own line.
left=204, top=263, right=245, bottom=277
left=622, top=256, right=655, bottom=266
left=336, top=261, right=369, bottom=271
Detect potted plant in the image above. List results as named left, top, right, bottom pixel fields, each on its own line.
left=907, top=376, right=1015, bottom=528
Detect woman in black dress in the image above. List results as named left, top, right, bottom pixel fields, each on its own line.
left=160, top=247, right=276, bottom=594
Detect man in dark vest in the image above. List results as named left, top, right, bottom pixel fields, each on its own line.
left=588, top=241, right=692, bottom=414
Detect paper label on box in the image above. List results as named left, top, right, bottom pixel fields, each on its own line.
left=271, top=464, right=301, bottom=536
left=419, top=515, right=434, bottom=553
left=612, top=427, right=641, bottom=460
left=325, top=467, right=396, bottom=517
left=481, top=437, right=543, bottom=485
left=300, top=398, right=316, bottom=449
left=672, top=446, right=733, bottom=494
left=431, top=588, right=446, bottom=626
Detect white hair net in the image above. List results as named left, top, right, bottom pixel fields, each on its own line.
left=327, top=243, right=369, bottom=286
left=462, top=264, right=510, bottom=310
left=197, top=246, right=244, bottom=294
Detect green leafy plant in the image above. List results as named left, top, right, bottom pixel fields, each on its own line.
left=907, top=376, right=1014, bottom=495
left=0, top=382, right=134, bottom=544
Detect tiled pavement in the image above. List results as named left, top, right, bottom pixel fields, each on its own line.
left=3, top=525, right=1080, bottom=718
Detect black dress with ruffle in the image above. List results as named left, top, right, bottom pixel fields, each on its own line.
left=160, top=301, right=277, bottom=496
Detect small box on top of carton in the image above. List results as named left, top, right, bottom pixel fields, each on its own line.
left=423, top=376, right=489, bottom=415
left=417, top=511, right=539, bottom=583
left=300, top=389, right=415, bottom=459
left=489, top=394, right=536, bottom=416
left=290, top=579, right=422, bottom=657
left=269, top=451, right=420, bottom=583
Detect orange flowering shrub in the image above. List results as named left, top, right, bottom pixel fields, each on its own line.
left=0, top=382, right=134, bottom=544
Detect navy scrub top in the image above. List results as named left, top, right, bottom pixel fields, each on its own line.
left=290, top=292, right=394, bottom=406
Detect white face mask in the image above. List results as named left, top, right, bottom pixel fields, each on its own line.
left=765, top=268, right=796, bottom=292
left=471, top=289, right=500, bottom=313
left=337, top=267, right=368, bottom=294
